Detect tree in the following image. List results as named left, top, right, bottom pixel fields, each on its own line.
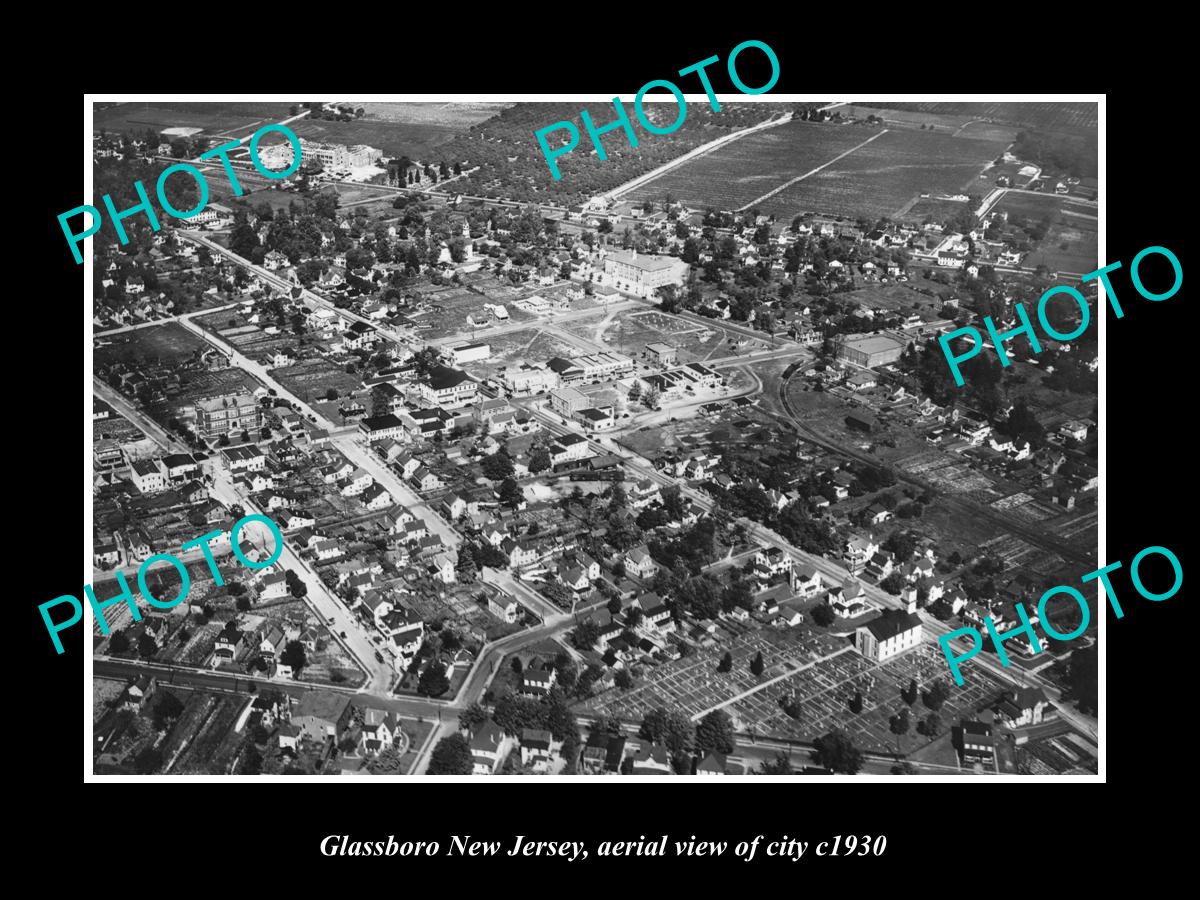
left=458, top=702, right=490, bottom=733
left=481, top=451, right=515, bottom=481
left=695, top=710, right=735, bottom=756
left=427, top=733, right=473, bottom=774
left=716, top=651, right=733, bottom=673
left=627, top=380, right=642, bottom=403
left=643, top=387, right=661, bottom=410
left=849, top=691, right=864, bottom=714
left=902, top=678, right=918, bottom=706
left=749, top=651, right=765, bottom=676
left=456, top=545, right=478, bottom=583
left=879, top=572, right=905, bottom=595
left=498, top=477, right=523, bottom=509
left=133, top=745, right=163, bottom=774
left=639, top=707, right=695, bottom=759
left=528, top=446, right=551, bottom=474
left=418, top=663, right=450, bottom=698
left=572, top=621, right=600, bottom=651
left=285, top=570, right=308, bottom=599
left=151, top=691, right=185, bottom=730
left=890, top=762, right=919, bottom=775
left=108, top=630, right=131, bottom=654
left=924, top=679, right=951, bottom=710
left=918, top=712, right=942, bottom=738
left=236, top=595, right=252, bottom=612
left=811, top=604, right=836, bottom=627
left=758, top=752, right=792, bottom=774
left=812, top=730, right=864, bottom=774
left=138, top=632, right=159, bottom=659
left=889, top=708, right=911, bottom=751
left=614, top=669, right=634, bottom=691
left=280, top=640, right=307, bottom=673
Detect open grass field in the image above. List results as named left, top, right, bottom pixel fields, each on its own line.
left=626, top=119, right=875, bottom=211
left=291, top=117, right=459, bottom=160
left=94, top=102, right=296, bottom=139
left=94, top=322, right=207, bottom=366
left=1025, top=216, right=1098, bottom=275
left=357, top=101, right=512, bottom=126
left=995, top=192, right=1098, bottom=275
left=899, top=196, right=973, bottom=225
left=850, top=102, right=1097, bottom=134
left=758, top=128, right=1011, bottom=221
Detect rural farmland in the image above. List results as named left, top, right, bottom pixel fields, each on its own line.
left=626, top=119, right=876, bottom=211
left=756, top=128, right=1012, bottom=221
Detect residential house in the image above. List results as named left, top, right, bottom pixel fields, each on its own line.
left=292, top=693, right=353, bottom=744
left=470, top=719, right=509, bottom=775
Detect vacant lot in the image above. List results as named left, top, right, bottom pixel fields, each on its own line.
left=486, top=327, right=590, bottom=372
left=273, top=359, right=363, bottom=404
left=95, top=322, right=206, bottom=367
left=758, top=128, right=1011, bottom=221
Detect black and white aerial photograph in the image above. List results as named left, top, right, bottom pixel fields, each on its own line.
left=84, top=96, right=1101, bottom=779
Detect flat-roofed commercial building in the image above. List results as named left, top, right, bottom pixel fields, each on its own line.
left=446, top=343, right=491, bottom=366
left=836, top=334, right=905, bottom=368
left=547, top=352, right=634, bottom=385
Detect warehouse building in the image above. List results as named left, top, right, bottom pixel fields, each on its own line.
left=836, top=334, right=905, bottom=368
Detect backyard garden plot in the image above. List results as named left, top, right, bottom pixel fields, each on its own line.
left=758, top=128, right=1012, bottom=221
left=991, top=492, right=1061, bottom=524
left=170, top=694, right=249, bottom=774
left=625, top=120, right=877, bottom=211
left=272, top=359, right=363, bottom=404
left=978, top=534, right=1047, bottom=570
left=899, top=453, right=999, bottom=496
left=94, top=679, right=126, bottom=724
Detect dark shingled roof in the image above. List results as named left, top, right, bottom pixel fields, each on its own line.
left=864, top=611, right=921, bottom=641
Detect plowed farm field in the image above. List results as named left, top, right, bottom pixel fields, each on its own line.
left=625, top=119, right=875, bottom=211
left=629, top=120, right=1010, bottom=221
left=756, top=128, right=1010, bottom=220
